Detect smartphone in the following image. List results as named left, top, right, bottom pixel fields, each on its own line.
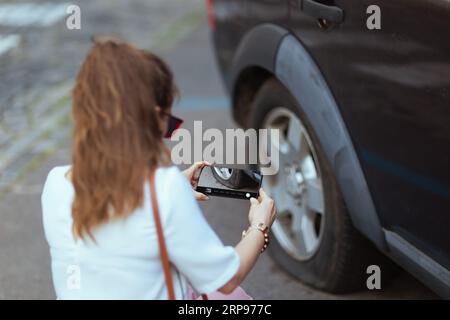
left=196, top=166, right=263, bottom=200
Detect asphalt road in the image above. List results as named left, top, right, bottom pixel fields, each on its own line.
left=0, top=1, right=438, bottom=299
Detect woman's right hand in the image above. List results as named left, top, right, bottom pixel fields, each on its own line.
left=248, top=188, right=276, bottom=228
left=220, top=188, right=276, bottom=294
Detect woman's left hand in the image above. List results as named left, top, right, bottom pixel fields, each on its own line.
left=182, top=161, right=211, bottom=201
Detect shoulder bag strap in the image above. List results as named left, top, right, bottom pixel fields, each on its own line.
left=149, top=170, right=176, bottom=300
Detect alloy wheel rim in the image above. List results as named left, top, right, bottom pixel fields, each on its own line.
left=262, top=107, right=326, bottom=261
left=213, top=167, right=233, bottom=180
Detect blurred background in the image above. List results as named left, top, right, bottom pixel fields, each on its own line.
left=0, top=0, right=437, bottom=299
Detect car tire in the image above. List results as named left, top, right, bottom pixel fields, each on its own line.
left=212, top=167, right=247, bottom=189
left=249, top=78, right=396, bottom=293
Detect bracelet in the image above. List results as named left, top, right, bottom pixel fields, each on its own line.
left=241, top=223, right=270, bottom=253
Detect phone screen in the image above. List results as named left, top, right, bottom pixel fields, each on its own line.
left=196, top=166, right=263, bottom=200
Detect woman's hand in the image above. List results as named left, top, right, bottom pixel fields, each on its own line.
left=219, top=188, right=276, bottom=294
left=248, top=188, right=276, bottom=228
left=182, top=161, right=211, bottom=201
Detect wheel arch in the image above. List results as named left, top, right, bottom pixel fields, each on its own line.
left=228, top=24, right=287, bottom=127
left=229, top=26, right=387, bottom=250
left=274, top=34, right=387, bottom=250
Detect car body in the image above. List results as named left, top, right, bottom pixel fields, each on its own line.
left=207, top=0, right=450, bottom=297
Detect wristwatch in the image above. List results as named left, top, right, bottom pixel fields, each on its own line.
left=242, top=222, right=270, bottom=253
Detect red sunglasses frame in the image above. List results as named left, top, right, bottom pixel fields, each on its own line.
left=160, top=110, right=183, bottom=138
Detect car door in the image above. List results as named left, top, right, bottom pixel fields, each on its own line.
left=288, top=0, right=450, bottom=269
left=247, top=0, right=289, bottom=27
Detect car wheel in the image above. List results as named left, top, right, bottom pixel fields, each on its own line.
left=250, top=78, right=395, bottom=293
left=212, top=167, right=247, bottom=189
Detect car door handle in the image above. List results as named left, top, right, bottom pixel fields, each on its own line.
left=300, top=0, right=344, bottom=24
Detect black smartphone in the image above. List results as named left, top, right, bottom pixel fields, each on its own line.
left=196, top=166, right=263, bottom=200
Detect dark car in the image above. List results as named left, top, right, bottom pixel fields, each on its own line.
left=206, top=0, right=450, bottom=297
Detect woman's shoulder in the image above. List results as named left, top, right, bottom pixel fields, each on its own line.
left=41, top=166, right=73, bottom=235
left=47, top=165, right=71, bottom=177
left=153, top=165, right=193, bottom=202
left=42, top=165, right=72, bottom=199
left=43, top=165, right=182, bottom=194
left=44, top=165, right=71, bottom=186
left=155, top=165, right=182, bottom=180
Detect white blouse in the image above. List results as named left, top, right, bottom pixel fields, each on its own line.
left=41, top=165, right=240, bottom=299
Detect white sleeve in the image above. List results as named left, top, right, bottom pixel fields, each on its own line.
left=161, top=168, right=240, bottom=294
left=41, top=167, right=62, bottom=245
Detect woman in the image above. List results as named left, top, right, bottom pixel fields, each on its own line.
left=41, top=38, right=276, bottom=299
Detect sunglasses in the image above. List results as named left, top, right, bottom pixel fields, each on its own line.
left=160, top=110, right=183, bottom=138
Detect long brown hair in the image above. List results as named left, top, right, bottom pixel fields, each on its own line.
left=71, top=38, right=177, bottom=239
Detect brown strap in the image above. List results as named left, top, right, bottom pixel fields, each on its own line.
left=149, top=171, right=176, bottom=300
